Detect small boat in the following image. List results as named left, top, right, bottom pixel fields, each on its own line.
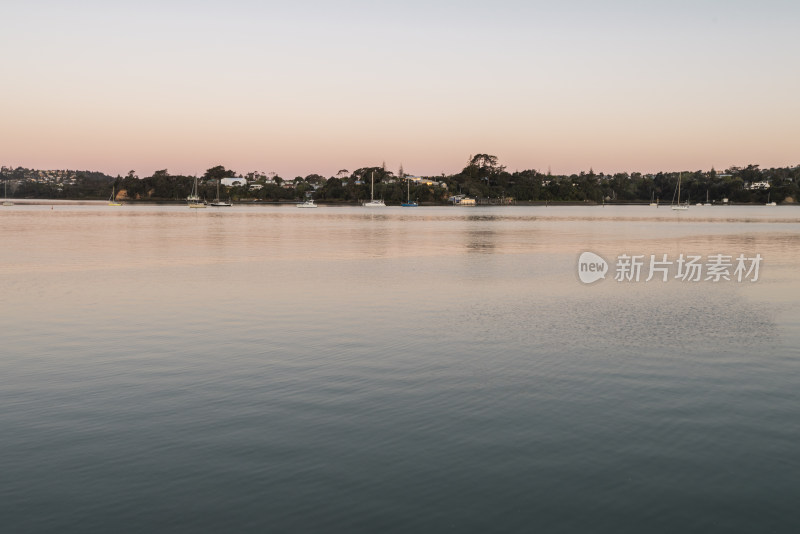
left=703, top=190, right=712, bottom=206
left=209, top=179, right=232, bottom=207
left=108, top=185, right=122, bottom=206
left=297, top=199, right=318, bottom=208
left=187, top=176, right=207, bottom=208
left=401, top=174, right=418, bottom=207
left=766, top=192, right=776, bottom=206
left=671, top=172, right=689, bottom=211
left=649, top=191, right=657, bottom=207
left=363, top=171, right=386, bottom=207
left=2, top=179, right=13, bottom=206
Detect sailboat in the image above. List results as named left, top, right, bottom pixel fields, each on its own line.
left=703, top=190, right=712, bottom=206
left=209, top=179, right=232, bottom=207
left=187, top=176, right=207, bottom=208
left=363, top=171, right=386, bottom=207
left=401, top=174, right=418, bottom=207
left=108, top=185, right=122, bottom=206
left=649, top=191, right=657, bottom=207
left=766, top=192, right=776, bottom=206
left=671, top=172, right=689, bottom=211
left=3, top=179, right=13, bottom=206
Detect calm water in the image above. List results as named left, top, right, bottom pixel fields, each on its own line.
left=1, top=204, right=799, bottom=533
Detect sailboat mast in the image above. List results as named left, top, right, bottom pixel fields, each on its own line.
left=371, top=171, right=374, bottom=202
left=677, top=172, right=681, bottom=204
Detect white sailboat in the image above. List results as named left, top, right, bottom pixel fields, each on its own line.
left=363, top=171, right=386, bottom=207
left=3, top=179, right=13, bottom=206
left=209, top=179, right=232, bottom=207
left=297, top=199, right=318, bottom=208
left=649, top=191, right=657, bottom=207
left=671, top=172, right=689, bottom=211
left=187, top=176, right=207, bottom=208
left=766, top=192, right=776, bottom=206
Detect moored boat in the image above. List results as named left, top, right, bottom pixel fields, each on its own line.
left=671, top=173, right=689, bottom=211
left=401, top=173, right=418, bottom=207
left=363, top=171, right=386, bottom=207
left=210, top=178, right=232, bottom=206
left=188, top=176, right=207, bottom=208
left=108, top=185, right=122, bottom=206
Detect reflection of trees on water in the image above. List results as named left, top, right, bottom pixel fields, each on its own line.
left=357, top=213, right=391, bottom=258
left=466, top=229, right=496, bottom=254
left=466, top=215, right=499, bottom=222
left=465, top=215, right=497, bottom=253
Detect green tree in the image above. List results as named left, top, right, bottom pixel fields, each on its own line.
left=203, top=165, right=236, bottom=181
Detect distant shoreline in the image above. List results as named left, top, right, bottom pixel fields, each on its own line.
left=4, top=199, right=796, bottom=207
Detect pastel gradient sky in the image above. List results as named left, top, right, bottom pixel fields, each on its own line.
left=2, top=0, right=798, bottom=178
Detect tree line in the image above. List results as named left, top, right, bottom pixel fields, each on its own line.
left=2, top=158, right=798, bottom=204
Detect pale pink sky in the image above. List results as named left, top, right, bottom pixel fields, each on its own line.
left=2, top=1, right=798, bottom=178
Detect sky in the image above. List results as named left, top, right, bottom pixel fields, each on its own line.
left=2, top=0, right=799, bottom=178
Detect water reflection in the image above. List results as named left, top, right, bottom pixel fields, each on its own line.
left=2, top=203, right=800, bottom=533
left=465, top=229, right=497, bottom=254
left=2, top=205, right=799, bottom=274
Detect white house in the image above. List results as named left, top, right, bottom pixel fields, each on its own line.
left=745, top=181, right=770, bottom=190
